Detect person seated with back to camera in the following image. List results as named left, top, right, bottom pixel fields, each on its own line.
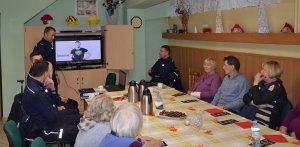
left=211, top=56, right=249, bottom=113
left=22, top=61, right=79, bottom=146
left=30, top=51, right=79, bottom=113
left=241, top=61, right=287, bottom=130
left=99, top=103, right=163, bottom=147
left=280, top=102, right=300, bottom=140
left=148, top=45, right=182, bottom=91
left=187, top=57, right=222, bottom=103
left=75, top=95, right=115, bottom=147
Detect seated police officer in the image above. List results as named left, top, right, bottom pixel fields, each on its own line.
left=22, top=61, right=78, bottom=145
left=29, top=51, right=79, bottom=112
left=149, top=45, right=182, bottom=90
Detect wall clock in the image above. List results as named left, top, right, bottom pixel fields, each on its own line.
left=130, top=16, right=142, bottom=29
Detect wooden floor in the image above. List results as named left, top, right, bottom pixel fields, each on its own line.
left=0, top=119, right=9, bottom=147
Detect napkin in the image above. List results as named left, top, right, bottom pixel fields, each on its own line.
left=204, top=108, right=223, bottom=114
left=235, top=121, right=252, bottom=129
left=262, top=134, right=288, bottom=143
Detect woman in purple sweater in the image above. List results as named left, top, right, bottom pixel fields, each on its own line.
left=188, top=57, right=222, bottom=103
left=280, top=102, right=300, bottom=139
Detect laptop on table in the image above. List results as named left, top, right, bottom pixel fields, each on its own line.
left=105, top=70, right=126, bottom=92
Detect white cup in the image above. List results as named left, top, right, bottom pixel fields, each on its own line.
left=98, top=85, right=104, bottom=92
left=157, top=83, right=163, bottom=89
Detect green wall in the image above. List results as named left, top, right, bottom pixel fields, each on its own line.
left=26, top=0, right=124, bottom=26
left=0, top=0, right=170, bottom=117
left=144, top=1, right=170, bottom=80
left=127, top=9, right=146, bottom=81
left=0, top=0, right=56, bottom=117
left=145, top=18, right=168, bottom=80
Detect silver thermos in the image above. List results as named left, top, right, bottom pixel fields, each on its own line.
left=138, top=80, right=146, bottom=100
left=128, top=80, right=139, bottom=103
left=141, top=88, right=153, bottom=115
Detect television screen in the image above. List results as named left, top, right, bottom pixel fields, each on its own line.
left=55, top=35, right=103, bottom=67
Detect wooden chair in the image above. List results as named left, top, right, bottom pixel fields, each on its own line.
left=188, top=68, right=200, bottom=90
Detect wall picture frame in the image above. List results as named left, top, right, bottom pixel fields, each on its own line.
left=75, top=0, right=98, bottom=17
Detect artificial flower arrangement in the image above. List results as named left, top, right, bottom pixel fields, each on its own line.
left=174, top=0, right=191, bottom=32
left=40, top=14, right=53, bottom=25
left=65, top=16, right=78, bottom=26
left=102, top=0, right=126, bottom=16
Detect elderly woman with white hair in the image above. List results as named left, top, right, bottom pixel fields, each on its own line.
left=188, top=57, right=222, bottom=103
left=99, top=103, right=144, bottom=147
left=74, top=95, right=115, bottom=147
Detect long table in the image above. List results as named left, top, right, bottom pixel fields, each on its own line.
left=85, top=86, right=299, bottom=147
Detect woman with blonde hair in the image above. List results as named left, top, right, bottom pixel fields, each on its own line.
left=75, top=95, right=115, bottom=147
left=188, top=57, right=222, bottom=103
left=242, top=61, right=287, bottom=129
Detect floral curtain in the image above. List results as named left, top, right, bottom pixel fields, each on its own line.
left=170, top=0, right=280, bottom=16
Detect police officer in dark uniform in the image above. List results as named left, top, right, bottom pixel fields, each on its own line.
left=33, top=26, right=58, bottom=91
left=149, top=45, right=182, bottom=91
left=22, top=61, right=78, bottom=145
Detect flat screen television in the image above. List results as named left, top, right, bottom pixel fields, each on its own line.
left=55, top=34, right=103, bottom=68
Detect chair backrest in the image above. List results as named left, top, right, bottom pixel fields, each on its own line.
left=30, top=137, right=47, bottom=147
left=105, top=73, right=116, bottom=86
left=3, top=120, right=22, bottom=147
left=7, top=93, right=23, bottom=122
left=188, top=68, right=200, bottom=90
left=280, top=100, right=293, bottom=124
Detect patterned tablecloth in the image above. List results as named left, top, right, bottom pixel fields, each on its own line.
left=85, top=86, right=299, bottom=147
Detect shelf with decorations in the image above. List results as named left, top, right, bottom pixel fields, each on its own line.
left=162, top=33, right=300, bottom=45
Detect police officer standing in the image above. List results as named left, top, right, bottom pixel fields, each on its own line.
left=22, top=61, right=78, bottom=145
left=149, top=45, right=182, bottom=91
left=33, top=26, right=58, bottom=91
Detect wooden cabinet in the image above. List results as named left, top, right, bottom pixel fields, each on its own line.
left=24, top=25, right=133, bottom=112
left=102, top=25, right=134, bottom=69
left=24, top=26, right=45, bottom=74
left=57, top=68, right=107, bottom=112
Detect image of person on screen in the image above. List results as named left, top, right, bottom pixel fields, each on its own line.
left=70, top=41, right=91, bottom=61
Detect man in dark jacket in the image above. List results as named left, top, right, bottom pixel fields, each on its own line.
left=22, top=61, right=78, bottom=145
left=33, top=26, right=58, bottom=91
left=149, top=45, right=182, bottom=90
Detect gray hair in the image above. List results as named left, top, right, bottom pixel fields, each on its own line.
left=110, top=103, right=143, bottom=137
left=83, top=95, right=115, bottom=122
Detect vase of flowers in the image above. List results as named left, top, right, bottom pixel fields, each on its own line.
left=175, top=0, right=191, bottom=33
left=103, top=0, right=125, bottom=24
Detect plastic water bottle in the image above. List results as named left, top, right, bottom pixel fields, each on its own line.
left=251, top=120, right=261, bottom=147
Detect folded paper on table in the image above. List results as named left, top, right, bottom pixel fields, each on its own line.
left=235, top=121, right=252, bottom=129
left=204, top=108, right=223, bottom=114
left=262, top=134, right=288, bottom=143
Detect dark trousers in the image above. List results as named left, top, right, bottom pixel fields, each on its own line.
left=58, top=99, right=79, bottom=112
left=58, top=109, right=80, bottom=125
left=41, top=122, right=79, bottom=146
